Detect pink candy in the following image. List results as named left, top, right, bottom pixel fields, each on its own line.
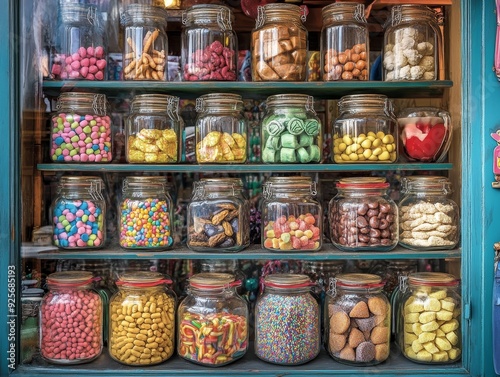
left=51, top=46, right=106, bottom=81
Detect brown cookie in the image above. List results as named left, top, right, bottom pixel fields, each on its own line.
left=339, top=345, right=355, bottom=362
left=348, top=328, right=365, bottom=348
left=368, top=297, right=388, bottom=316
left=330, top=311, right=351, bottom=334
left=328, top=333, right=346, bottom=353
left=375, top=343, right=390, bottom=361
left=370, top=326, right=390, bottom=345
left=349, top=301, right=370, bottom=318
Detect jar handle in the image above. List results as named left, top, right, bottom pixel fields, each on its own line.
left=87, top=6, right=96, bottom=26
left=167, top=97, right=181, bottom=121
left=256, top=6, right=266, bottom=29
left=217, top=7, right=232, bottom=31
left=326, top=277, right=337, bottom=297
left=195, top=97, right=204, bottom=112
left=181, top=10, right=188, bottom=25
left=354, top=3, right=367, bottom=23
left=305, top=96, right=317, bottom=115
left=391, top=5, right=402, bottom=27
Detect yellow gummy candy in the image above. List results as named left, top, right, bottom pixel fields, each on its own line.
left=418, top=332, right=436, bottom=344
left=440, top=319, right=459, bottom=333
left=423, top=341, right=440, bottom=354
left=432, top=351, right=449, bottom=362
left=436, top=310, right=453, bottom=321
left=404, top=332, right=418, bottom=345
left=408, top=302, right=425, bottom=313
left=446, top=331, right=459, bottom=346
left=448, top=348, right=461, bottom=360
left=441, top=299, right=456, bottom=312
left=412, top=323, right=423, bottom=335
left=416, top=350, right=433, bottom=362
left=411, top=339, right=424, bottom=353
left=419, top=311, right=436, bottom=324
left=405, top=346, right=417, bottom=359
left=424, top=298, right=442, bottom=312
left=405, top=313, right=420, bottom=323
left=421, top=320, right=439, bottom=332
left=436, top=329, right=445, bottom=337
left=429, top=290, right=448, bottom=300
left=435, top=336, right=452, bottom=351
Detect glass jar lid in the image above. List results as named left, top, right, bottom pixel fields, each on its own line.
left=338, top=94, right=389, bottom=113
left=121, top=4, right=169, bottom=26
left=336, top=177, right=389, bottom=189
left=196, top=93, right=243, bottom=112
left=256, top=3, right=306, bottom=28
left=265, top=94, right=315, bottom=111
left=47, top=271, right=94, bottom=287
left=56, top=92, right=108, bottom=116
left=401, top=175, right=451, bottom=193
left=117, top=271, right=172, bottom=287
left=321, top=2, right=366, bottom=24
left=335, top=273, right=384, bottom=288
left=390, top=4, right=437, bottom=25
left=263, top=176, right=316, bottom=197
left=189, top=272, right=237, bottom=289
left=122, top=176, right=169, bottom=190
left=264, top=273, right=312, bottom=289
left=130, top=94, right=180, bottom=117
left=182, top=4, right=234, bottom=30
left=60, top=3, right=98, bottom=24
left=397, top=107, right=446, bottom=118
left=408, top=272, right=459, bottom=287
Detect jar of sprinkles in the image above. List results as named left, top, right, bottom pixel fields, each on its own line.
left=51, top=92, right=112, bottom=162
left=255, top=273, right=320, bottom=365
left=51, top=176, right=106, bottom=249
left=177, top=273, right=249, bottom=366
left=119, top=176, right=174, bottom=250
left=325, top=273, right=391, bottom=366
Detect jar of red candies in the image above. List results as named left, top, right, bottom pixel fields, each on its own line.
left=51, top=92, right=112, bottom=163
left=177, top=273, right=249, bottom=366
left=181, top=4, right=237, bottom=81
left=399, top=176, right=459, bottom=250
left=321, top=2, right=369, bottom=81
left=262, top=176, right=322, bottom=252
left=398, top=107, right=452, bottom=162
left=51, top=176, right=106, bottom=249
left=40, top=271, right=103, bottom=364
left=51, top=3, right=107, bottom=80
left=119, top=176, right=174, bottom=250
left=325, top=273, right=390, bottom=365
left=329, top=177, right=398, bottom=252
left=187, top=178, right=250, bottom=252
left=121, top=4, right=168, bottom=81
left=255, top=273, right=320, bottom=365
left=195, top=93, right=247, bottom=163
left=109, top=272, right=177, bottom=365
left=126, top=94, right=182, bottom=163
left=252, top=3, right=308, bottom=81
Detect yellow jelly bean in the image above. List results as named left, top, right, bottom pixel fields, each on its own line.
left=349, top=153, right=359, bottom=161
left=339, top=142, right=347, bottom=152
left=343, top=135, right=353, bottom=145
left=372, top=147, right=382, bottom=156
left=378, top=151, right=390, bottom=161
left=361, top=139, right=372, bottom=149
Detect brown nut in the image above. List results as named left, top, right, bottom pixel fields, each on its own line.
left=338, top=53, right=347, bottom=64
left=356, top=60, right=367, bottom=70
left=353, top=44, right=363, bottom=54
left=343, top=62, right=355, bottom=71
left=351, top=53, right=360, bottom=63
left=341, top=71, right=353, bottom=80
left=352, top=68, right=361, bottom=77
left=360, top=51, right=367, bottom=60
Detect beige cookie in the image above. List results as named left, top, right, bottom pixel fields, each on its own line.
left=349, top=301, right=370, bottom=318
left=368, top=297, right=388, bottom=316
left=330, top=311, right=351, bottom=334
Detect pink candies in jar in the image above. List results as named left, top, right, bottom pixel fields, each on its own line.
left=51, top=3, right=106, bottom=80
left=40, top=271, right=103, bottom=364
left=51, top=93, right=112, bottom=163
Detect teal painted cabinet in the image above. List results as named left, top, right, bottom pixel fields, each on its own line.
left=0, top=0, right=498, bottom=376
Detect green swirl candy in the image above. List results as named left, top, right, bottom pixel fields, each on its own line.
left=286, top=118, right=305, bottom=135
left=304, top=119, right=320, bottom=136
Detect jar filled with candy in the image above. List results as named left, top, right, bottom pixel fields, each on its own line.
left=325, top=273, right=391, bottom=365
left=121, top=4, right=168, bottom=81
left=332, top=94, right=397, bottom=163
left=51, top=92, right=112, bottom=162
left=51, top=3, right=106, bottom=80
left=126, top=94, right=182, bottom=163
left=255, top=273, right=320, bottom=365
left=195, top=93, right=247, bottom=163
left=399, top=176, right=459, bottom=250
left=177, top=273, right=249, bottom=366
left=395, top=272, right=461, bottom=363
left=51, top=176, right=106, bottom=249
left=119, top=176, right=174, bottom=250
left=383, top=5, right=441, bottom=81
left=328, top=177, right=398, bottom=252
left=261, top=176, right=322, bottom=252
left=187, top=178, right=250, bottom=252
left=251, top=3, right=308, bottom=81
left=109, top=272, right=176, bottom=365
left=181, top=4, right=237, bottom=81
left=261, top=94, right=323, bottom=163
left=398, top=107, right=452, bottom=162
left=40, top=271, right=103, bottom=364
left=321, top=2, right=369, bottom=81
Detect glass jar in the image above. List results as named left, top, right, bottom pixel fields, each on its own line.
left=398, top=107, right=452, bottom=162
left=51, top=92, right=112, bottom=162
left=181, top=5, right=237, bottom=81
left=396, top=272, right=461, bottom=363
left=126, top=94, right=182, bottom=163
left=261, top=176, right=322, bottom=252
left=399, top=176, right=459, bottom=250
left=261, top=94, right=323, bottom=163
left=384, top=260, right=418, bottom=297
left=195, top=93, right=247, bottom=163
left=302, top=260, right=345, bottom=297
left=40, top=271, right=103, bottom=364
left=325, top=273, right=390, bottom=365
left=109, top=272, right=176, bottom=366
left=177, top=272, right=249, bottom=366
left=383, top=5, right=441, bottom=81
left=332, top=94, right=398, bottom=163
left=51, top=176, right=106, bottom=249
left=121, top=4, right=168, bottom=81
left=251, top=3, right=308, bottom=81
left=329, top=177, right=398, bottom=252
left=321, top=3, right=369, bottom=81
left=119, top=176, right=174, bottom=250
left=255, top=273, right=320, bottom=365
left=51, top=3, right=106, bottom=80
left=187, top=178, right=250, bottom=252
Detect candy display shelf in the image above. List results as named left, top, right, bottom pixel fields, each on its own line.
left=37, top=162, right=453, bottom=173
left=12, top=344, right=464, bottom=377
left=41, top=80, right=454, bottom=99
left=21, top=243, right=461, bottom=261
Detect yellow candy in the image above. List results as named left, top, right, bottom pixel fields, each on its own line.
left=134, top=138, right=159, bottom=153
left=421, top=320, right=439, bottom=332
left=423, top=341, right=440, bottom=354
left=203, top=131, right=221, bottom=147
left=436, top=310, right=453, bottom=321
left=432, top=351, right=449, bottom=362
left=405, top=312, right=420, bottom=323
left=411, top=339, right=424, bottom=353
left=446, top=331, right=459, bottom=346
left=440, top=319, right=459, bottom=333
left=407, top=302, right=425, bottom=313
left=404, top=332, right=418, bottom=345
left=429, top=290, right=448, bottom=300
left=412, top=323, right=423, bottom=335
left=441, top=299, right=456, bottom=312
left=416, top=350, right=433, bottom=362
left=436, top=329, right=445, bottom=337
left=405, top=346, right=417, bottom=359
left=448, top=348, right=461, bottom=360
left=404, top=324, right=414, bottom=333
left=435, top=337, right=452, bottom=351
left=424, top=298, right=441, bottom=312
left=418, top=332, right=436, bottom=344
left=419, top=311, right=436, bottom=324
left=144, top=153, right=158, bottom=162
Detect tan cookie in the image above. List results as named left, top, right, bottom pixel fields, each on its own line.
left=329, top=333, right=346, bottom=353
left=339, top=345, right=355, bottom=361
left=368, top=297, right=388, bottom=316
left=371, top=326, right=390, bottom=345
left=349, top=301, right=370, bottom=318
left=330, top=311, right=350, bottom=334
left=375, top=343, right=390, bottom=361
left=348, top=328, right=365, bottom=348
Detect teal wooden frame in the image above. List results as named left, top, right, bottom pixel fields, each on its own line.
left=0, top=0, right=497, bottom=376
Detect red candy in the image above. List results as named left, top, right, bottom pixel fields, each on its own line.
left=263, top=213, right=321, bottom=251
left=183, top=41, right=237, bottom=81
left=51, top=46, right=106, bottom=81
left=401, top=121, right=447, bottom=161
left=40, top=289, right=102, bottom=363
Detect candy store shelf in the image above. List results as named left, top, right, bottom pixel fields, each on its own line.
left=12, top=344, right=465, bottom=377
left=22, top=243, right=461, bottom=260
left=42, top=80, right=453, bottom=99
left=37, top=162, right=453, bottom=173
